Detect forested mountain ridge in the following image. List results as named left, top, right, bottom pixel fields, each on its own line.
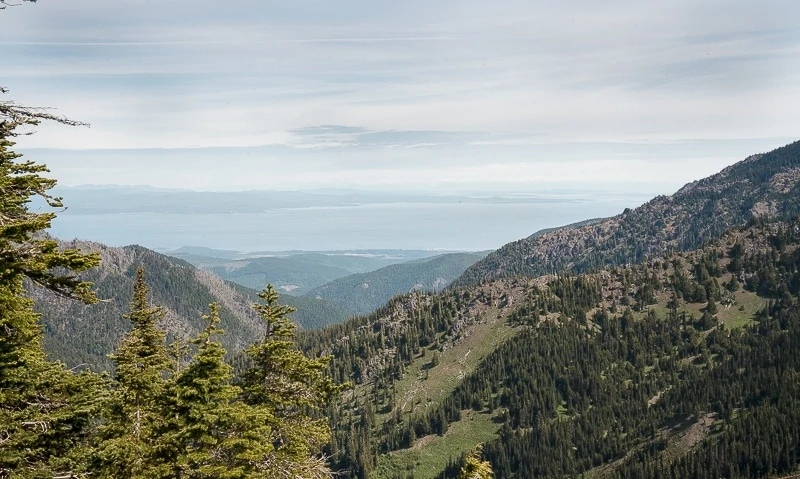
left=300, top=216, right=800, bottom=478
left=305, top=252, right=488, bottom=315
left=454, top=140, right=800, bottom=287
left=298, top=274, right=538, bottom=477
left=436, top=216, right=800, bottom=478
left=31, top=240, right=351, bottom=370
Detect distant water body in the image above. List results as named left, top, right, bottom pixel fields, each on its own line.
left=50, top=199, right=644, bottom=252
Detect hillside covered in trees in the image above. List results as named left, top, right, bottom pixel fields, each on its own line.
left=299, top=216, right=800, bottom=478
left=30, top=241, right=353, bottom=371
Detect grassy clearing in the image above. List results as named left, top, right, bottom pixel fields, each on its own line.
left=719, top=290, right=765, bottom=329
left=641, top=288, right=764, bottom=331
left=374, top=308, right=518, bottom=425
left=373, top=410, right=500, bottom=479
left=368, top=306, right=518, bottom=478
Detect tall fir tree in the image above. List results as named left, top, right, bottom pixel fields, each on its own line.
left=96, top=267, right=171, bottom=478
left=157, top=303, right=275, bottom=479
left=241, top=285, right=342, bottom=478
left=458, top=445, right=493, bottom=479
left=0, top=93, right=103, bottom=477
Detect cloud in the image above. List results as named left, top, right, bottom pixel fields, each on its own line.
left=1, top=0, right=798, bottom=191
left=285, top=125, right=472, bottom=149
left=21, top=136, right=796, bottom=196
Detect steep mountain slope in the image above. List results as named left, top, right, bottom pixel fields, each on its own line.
left=454, top=140, right=800, bottom=287
left=434, top=217, right=800, bottom=478
left=303, top=217, right=800, bottom=478
left=31, top=241, right=350, bottom=371
left=298, top=274, right=535, bottom=478
left=279, top=294, right=352, bottom=329
left=304, top=252, right=488, bottom=315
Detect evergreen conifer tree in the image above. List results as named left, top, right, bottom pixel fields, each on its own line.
left=241, top=285, right=342, bottom=478
left=705, top=296, right=718, bottom=315
left=96, top=267, right=171, bottom=478
left=0, top=93, right=103, bottom=478
left=458, top=445, right=493, bottom=479
left=158, top=303, right=275, bottom=479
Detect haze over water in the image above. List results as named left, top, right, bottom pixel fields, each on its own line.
left=49, top=195, right=643, bottom=252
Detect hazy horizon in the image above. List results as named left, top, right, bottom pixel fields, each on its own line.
left=45, top=185, right=649, bottom=252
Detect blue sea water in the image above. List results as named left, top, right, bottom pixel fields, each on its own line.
left=49, top=199, right=642, bottom=252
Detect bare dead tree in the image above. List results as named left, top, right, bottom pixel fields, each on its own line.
left=1, top=88, right=89, bottom=137
left=0, top=0, right=36, bottom=10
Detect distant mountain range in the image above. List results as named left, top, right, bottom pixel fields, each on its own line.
left=167, top=247, right=487, bottom=316
left=305, top=252, right=489, bottom=315
left=167, top=248, right=446, bottom=295
left=33, top=243, right=484, bottom=371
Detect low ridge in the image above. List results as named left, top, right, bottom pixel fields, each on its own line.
left=306, top=252, right=488, bottom=315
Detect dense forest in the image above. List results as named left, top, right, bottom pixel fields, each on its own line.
left=294, top=216, right=800, bottom=478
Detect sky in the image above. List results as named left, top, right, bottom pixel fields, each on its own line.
left=2, top=0, right=799, bottom=193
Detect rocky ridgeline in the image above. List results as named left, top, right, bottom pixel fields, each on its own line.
left=454, top=140, right=800, bottom=287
